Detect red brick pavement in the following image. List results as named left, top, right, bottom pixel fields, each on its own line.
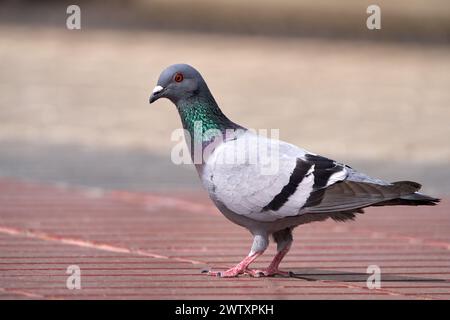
left=0, top=178, right=449, bottom=300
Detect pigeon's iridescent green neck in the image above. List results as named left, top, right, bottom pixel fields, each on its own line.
left=176, top=95, right=238, bottom=142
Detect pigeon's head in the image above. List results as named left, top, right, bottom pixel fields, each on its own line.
left=149, top=64, right=206, bottom=104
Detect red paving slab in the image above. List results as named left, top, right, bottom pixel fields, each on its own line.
left=0, top=177, right=449, bottom=300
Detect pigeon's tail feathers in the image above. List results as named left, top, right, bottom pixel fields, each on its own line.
left=304, top=180, right=439, bottom=215
left=379, top=181, right=440, bottom=206
left=376, top=191, right=440, bottom=206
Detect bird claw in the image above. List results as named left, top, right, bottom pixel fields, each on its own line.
left=245, top=268, right=293, bottom=278
left=203, top=267, right=293, bottom=278
left=205, top=267, right=245, bottom=278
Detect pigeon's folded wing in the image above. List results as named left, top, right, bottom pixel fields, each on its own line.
left=202, top=132, right=348, bottom=222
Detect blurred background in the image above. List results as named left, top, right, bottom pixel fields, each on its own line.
left=0, top=0, right=449, bottom=195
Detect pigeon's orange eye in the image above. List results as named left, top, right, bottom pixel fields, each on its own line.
left=174, top=73, right=184, bottom=82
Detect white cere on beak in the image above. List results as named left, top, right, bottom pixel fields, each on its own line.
left=153, top=85, right=164, bottom=94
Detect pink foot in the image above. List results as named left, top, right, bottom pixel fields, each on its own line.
left=245, top=268, right=293, bottom=278
left=205, top=266, right=247, bottom=277
left=203, top=251, right=264, bottom=278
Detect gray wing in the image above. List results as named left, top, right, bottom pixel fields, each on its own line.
left=202, top=131, right=349, bottom=222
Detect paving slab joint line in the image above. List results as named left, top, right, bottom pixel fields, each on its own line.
left=0, top=225, right=206, bottom=265
left=352, top=228, right=450, bottom=251
left=0, top=287, right=45, bottom=299
left=106, top=190, right=216, bottom=215
left=317, top=279, right=433, bottom=300
left=55, top=181, right=215, bottom=215
left=0, top=178, right=216, bottom=216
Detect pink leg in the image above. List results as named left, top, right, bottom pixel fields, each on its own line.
left=246, top=245, right=292, bottom=277
left=206, top=251, right=263, bottom=278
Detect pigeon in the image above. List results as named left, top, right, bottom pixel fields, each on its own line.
left=149, top=64, right=440, bottom=278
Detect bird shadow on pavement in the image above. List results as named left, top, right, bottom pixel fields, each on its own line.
left=285, top=268, right=448, bottom=284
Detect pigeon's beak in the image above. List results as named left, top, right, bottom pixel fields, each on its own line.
left=149, top=85, right=165, bottom=104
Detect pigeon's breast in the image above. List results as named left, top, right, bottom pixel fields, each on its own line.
left=200, top=131, right=315, bottom=222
